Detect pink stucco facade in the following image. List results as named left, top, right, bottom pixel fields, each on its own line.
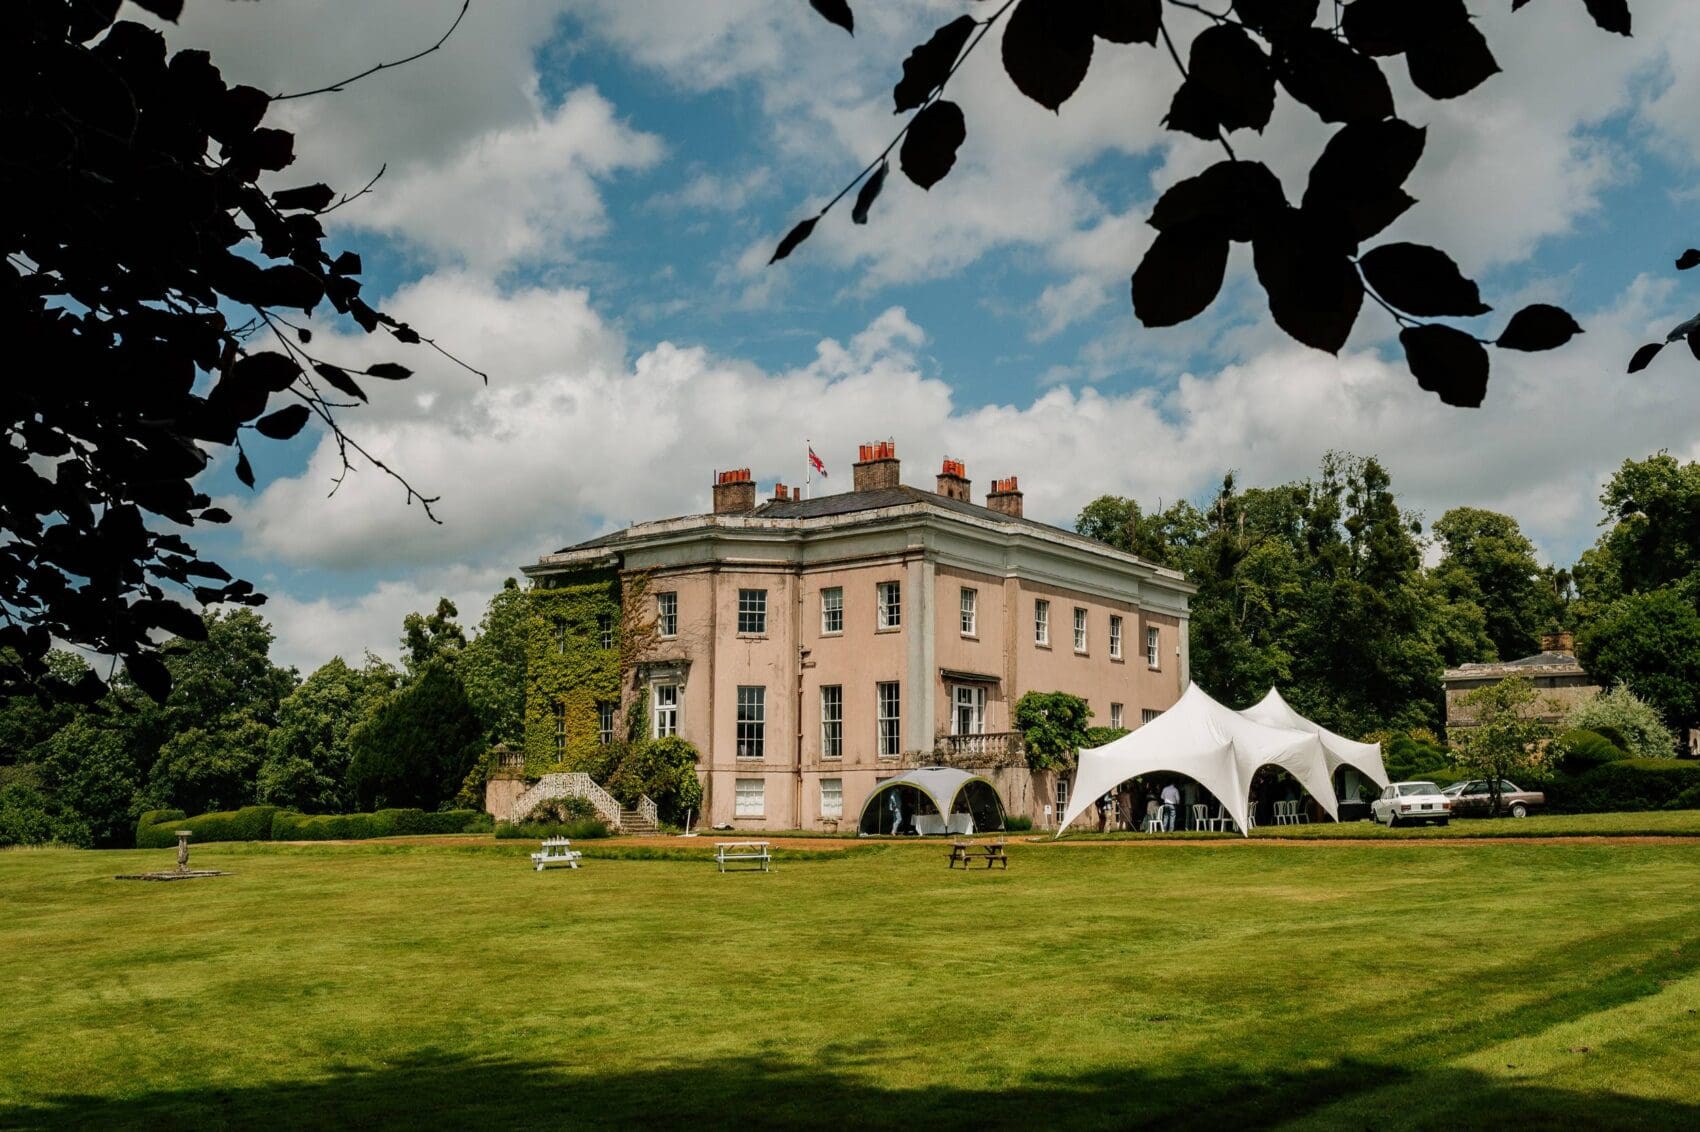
left=524, top=456, right=1194, bottom=831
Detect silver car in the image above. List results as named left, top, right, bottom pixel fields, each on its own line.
left=1370, top=781, right=1451, bottom=827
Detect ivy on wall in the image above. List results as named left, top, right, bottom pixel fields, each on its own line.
left=522, top=571, right=625, bottom=774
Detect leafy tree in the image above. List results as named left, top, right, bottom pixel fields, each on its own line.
left=1418, top=572, right=1495, bottom=668
left=1576, top=590, right=1700, bottom=754
left=1430, top=507, right=1562, bottom=661
left=0, top=765, right=91, bottom=848
left=1013, top=691, right=1093, bottom=771
left=0, top=650, right=90, bottom=764
left=1074, top=496, right=1186, bottom=563
left=783, top=1, right=1621, bottom=406
left=1563, top=684, right=1675, bottom=762
left=460, top=580, right=532, bottom=748
left=4, top=0, right=474, bottom=702
left=258, top=654, right=398, bottom=812
left=1582, top=453, right=1700, bottom=603
left=402, top=598, right=468, bottom=676
left=601, top=736, right=704, bottom=825
left=347, top=660, right=484, bottom=811
left=145, top=716, right=270, bottom=816
left=1454, top=675, right=1552, bottom=815
left=34, top=718, right=142, bottom=847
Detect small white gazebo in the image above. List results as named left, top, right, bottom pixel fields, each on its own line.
left=857, top=767, right=1007, bottom=836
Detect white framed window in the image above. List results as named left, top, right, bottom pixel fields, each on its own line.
left=736, top=686, right=765, bottom=758
left=1146, top=626, right=1161, bottom=668
left=1142, top=708, right=1161, bottom=725
left=821, top=586, right=843, bottom=634
left=735, top=778, right=764, bottom=818
left=738, top=589, right=767, bottom=635
left=1110, top=702, right=1124, bottom=729
left=1055, top=776, right=1069, bottom=814
left=553, top=622, right=567, bottom=654
left=1034, top=599, right=1050, bottom=646
left=960, top=587, right=977, bottom=636
left=952, top=685, right=986, bottom=736
left=1073, top=607, right=1088, bottom=652
left=597, top=702, right=616, bottom=746
left=1109, top=615, right=1123, bottom=660
left=597, top=613, right=614, bottom=650
left=657, top=591, right=677, bottom=638
left=820, top=685, right=843, bottom=758
left=652, top=684, right=679, bottom=738
left=820, top=777, right=843, bottom=820
left=877, top=581, right=901, bottom=630
left=877, top=681, right=901, bottom=758
left=553, top=702, right=566, bottom=755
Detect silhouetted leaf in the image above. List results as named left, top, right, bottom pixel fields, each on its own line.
left=1689, top=329, right=1700, bottom=362
left=1627, top=342, right=1663, bottom=373
left=67, top=0, right=123, bottom=43
left=254, top=264, right=323, bottom=311
left=313, top=362, right=368, bottom=402
left=1668, top=313, right=1700, bottom=344
left=331, top=250, right=363, bottom=276
left=1340, top=0, right=1454, bottom=56
left=135, top=598, right=207, bottom=641
left=296, top=326, right=313, bottom=344
left=852, top=161, right=888, bottom=225
left=129, top=0, right=184, bottom=20
left=1149, top=160, right=1287, bottom=242
left=1303, top=119, right=1426, bottom=244
left=271, top=183, right=336, bottom=212
left=769, top=216, right=819, bottom=263
left=1002, top=0, right=1096, bottom=112
left=809, top=0, right=854, bottom=35
left=232, top=351, right=302, bottom=392
left=1405, top=18, right=1499, bottom=99
left=1094, top=0, right=1162, bottom=45
left=894, top=16, right=976, bottom=113
left=235, top=449, right=255, bottom=488
left=1131, top=224, right=1230, bottom=327
left=1582, top=0, right=1632, bottom=35
left=1402, top=324, right=1489, bottom=407
left=200, top=508, right=233, bottom=524
left=1164, top=25, right=1275, bottom=140
left=1359, top=242, right=1490, bottom=317
left=900, top=99, right=967, bottom=189
left=1233, top=0, right=1319, bottom=40
left=365, top=362, right=414, bottom=380
left=124, top=651, right=172, bottom=703
left=1678, top=249, right=1700, bottom=271
left=1274, top=28, right=1394, bottom=123
left=1496, top=304, right=1583, bottom=351
left=255, top=404, right=311, bottom=440
left=1253, top=207, right=1364, bottom=353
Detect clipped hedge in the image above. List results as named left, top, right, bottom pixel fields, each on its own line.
left=1553, top=759, right=1700, bottom=814
left=138, top=806, right=488, bottom=846
left=136, top=805, right=279, bottom=848
left=494, top=817, right=611, bottom=841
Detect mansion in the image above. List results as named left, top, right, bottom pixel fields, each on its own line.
left=520, top=443, right=1196, bottom=832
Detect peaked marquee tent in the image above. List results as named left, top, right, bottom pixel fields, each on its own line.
left=1056, top=685, right=1341, bottom=837
left=1240, top=688, right=1389, bottom=792
left=858, top=766, right=1007, bottom=836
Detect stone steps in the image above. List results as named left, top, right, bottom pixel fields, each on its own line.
left=619, top=810, right=659, bottom=836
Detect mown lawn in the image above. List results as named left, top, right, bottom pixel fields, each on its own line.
left=1, top=837, right=1697, bottom=1130
left=1061, top=808, right=1700, bottom=840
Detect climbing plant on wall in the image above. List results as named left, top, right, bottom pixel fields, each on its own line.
left=522, top=571, right=625, bottom=773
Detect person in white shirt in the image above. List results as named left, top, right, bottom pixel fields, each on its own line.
left=1160, top=782, right=1181, bottom=832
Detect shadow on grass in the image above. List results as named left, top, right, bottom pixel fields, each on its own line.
left=4, top=1052, right=1693, bottom=1131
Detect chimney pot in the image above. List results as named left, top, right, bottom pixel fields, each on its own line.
left=712, top=467, right=757, bottom=514
left=1541, top=630, right=1575, bottom=656
left=852, top=440, right=901, bottom=492
left=936, top=457, right=971, bottom=502
left=986, top=475, right=1024, bottom=518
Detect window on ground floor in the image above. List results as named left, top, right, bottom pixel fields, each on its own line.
left=735, top=778, right=764, bottom=817
left=820, top=777, right=843, bottom=820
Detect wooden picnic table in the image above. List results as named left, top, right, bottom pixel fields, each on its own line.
left=947, top=839, right=1008, bottom=870
left=715, top=841, right=772, bottom=873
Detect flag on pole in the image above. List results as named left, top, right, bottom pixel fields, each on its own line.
left=808, top=447, right=828, bottom=477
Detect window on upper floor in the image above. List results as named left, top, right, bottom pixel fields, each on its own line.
left=960, top=587, right=977, bottom=636
left=738, top=589, right=767, bottom=635
left=1146, top=625, right=1161, bottom=668
left=656, top=591, right=677, bottom=638
left=877, top=581, right=901, bottom=630
left=1034, top=599, right=1050, bottom=646
left=952, top=685, right=986, bottom=737
left=820, top=685, right=843, bottom=759
left=736, top=686, right=765, bottom=758
left=1109, top=615, right=1123, bottom=660
left=597, top=613, right=614, bottom=650
left=877, top=682, right=901, bottom=757
left=1074, top=607, right=1088, bottom=652
left=553, top=702, right=566, bottom=755
left=652, top=684, right=679, bottom=738
left=821, top=586, right=843, bottom=634
left=597, top=702, right=616, bottom=746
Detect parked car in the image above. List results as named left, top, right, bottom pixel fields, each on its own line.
left=1440, top=779, right=1545, bottom=819
left=1370, top=781, right=1451, bottom=827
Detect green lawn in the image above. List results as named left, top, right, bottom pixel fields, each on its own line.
left=1062, top=808, right=1700, bottom=840
left=2, top=838, right=1698, bottom=1130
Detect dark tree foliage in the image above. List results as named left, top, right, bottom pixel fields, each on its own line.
left=3, top=0, right=478, bottom=704
left=346, top=659, right=483, bottom=811
left=781, top=1, right=1628, bottom=406
left=1625, top=246, right=1700, bottom=373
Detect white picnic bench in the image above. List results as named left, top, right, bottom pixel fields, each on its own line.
left=715, top=841, right=772, bottom=873
left=531, top=838, right=583, bottom=871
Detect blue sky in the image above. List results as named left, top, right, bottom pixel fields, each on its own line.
left=147, top=0, right=1700, bottom=671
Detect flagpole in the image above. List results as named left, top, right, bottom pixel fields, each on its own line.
left=805, top=438, right=812, bottom=500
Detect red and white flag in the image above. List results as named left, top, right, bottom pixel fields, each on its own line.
left=808, top=447, right=828, bottom=477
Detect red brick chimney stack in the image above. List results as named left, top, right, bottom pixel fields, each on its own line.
left=852, top=441, right=900, bottom=492
left=986, top=476, right=1023, bottom=518
left=936, top=458, right=970, bottom=502
left=712, top=468, right=756, bottom=514
left=770, top=482, right=792, bottom=503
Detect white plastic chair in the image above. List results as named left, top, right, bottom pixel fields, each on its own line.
left=1190, top=803, right=1209, bottom=831
left=1274, top=800, right=1294, bottom=825
left=1144, top=814, right=1163, bottom=833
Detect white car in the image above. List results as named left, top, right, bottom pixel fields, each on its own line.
left=1371, top=781, right=1451, bottom=827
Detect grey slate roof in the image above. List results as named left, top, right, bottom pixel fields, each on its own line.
left=1444, top=650, right=1588, bottom=680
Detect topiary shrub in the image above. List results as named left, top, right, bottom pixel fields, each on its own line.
left=1004, top=815, right=1034, bottom=832
left=1382, top=732, right=1453, bottom=781
left=269, top=808, right=487, bottom=841
left=525, top=795, right=599, bottom=824
left=136, top=805, right=278, bottom=848
left=1552, top=729, right=1628, bottom=776
left=1565, top=686, right=1676, bottom=760
left=1553, top=759, right=1700, bottom=814
left=495, top=817, right=611, bottom=840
